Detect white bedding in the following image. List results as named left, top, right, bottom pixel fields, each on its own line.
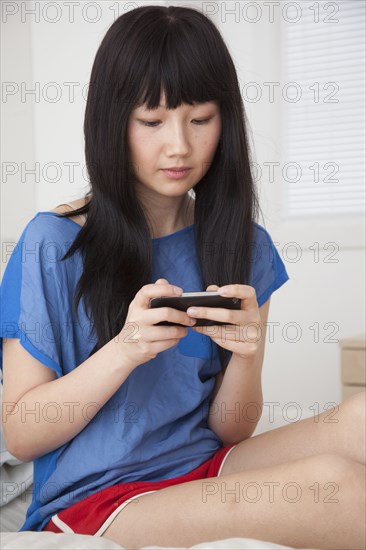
left=1, top=531, right=296, bottom=550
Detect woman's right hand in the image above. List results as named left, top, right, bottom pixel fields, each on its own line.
left=116, top=278, right=197, bottom=370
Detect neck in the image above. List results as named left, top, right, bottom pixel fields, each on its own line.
left=141, top=194, right=195, bottom=239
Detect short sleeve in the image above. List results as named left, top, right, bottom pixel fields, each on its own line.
left=0, top=217, right=65, bottom=384
left=249, top=223, right=289, bottom=307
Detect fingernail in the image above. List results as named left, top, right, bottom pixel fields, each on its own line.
left=218, top=287, right=229, bottom=294
left=174, top=286, right=183, bottom=294
left=187, top=307, right=198, bottom=315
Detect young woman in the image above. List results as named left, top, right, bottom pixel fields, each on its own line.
left=1, top=4, right=365, bottom=549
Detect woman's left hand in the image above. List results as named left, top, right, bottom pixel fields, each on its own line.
left=189, top=284, right=262, bottom=360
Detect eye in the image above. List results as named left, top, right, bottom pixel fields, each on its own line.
left=193, top=119, right=210, bottom=125
left=139, top=118, right=211, bottom=127
left=140, top=121, right=160, bottom=127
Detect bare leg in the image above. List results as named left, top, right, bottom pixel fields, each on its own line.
left=220, top=391, right=366, bottom=476
left=101, top=453, right=365, bottom=549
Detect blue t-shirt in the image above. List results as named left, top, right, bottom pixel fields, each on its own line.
left=0, top=212, right=289, bottom=531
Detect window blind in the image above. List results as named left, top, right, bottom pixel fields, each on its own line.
left=280, top=0, right=365, bottom=217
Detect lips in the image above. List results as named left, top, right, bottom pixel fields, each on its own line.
left=163, top=167, right=191, bottom=171
left=162, top=168, right=191, bottom=180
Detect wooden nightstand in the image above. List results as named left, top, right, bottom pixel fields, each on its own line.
left=339, top=335, right=366, bottom=400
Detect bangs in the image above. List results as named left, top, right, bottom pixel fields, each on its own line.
left=133, top=22, right=225, bottom=110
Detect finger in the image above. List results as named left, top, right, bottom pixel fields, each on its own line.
left=155, top=278, right=169, bottom=284
left=217, top=284, right=258, bottom=310
left=206, top=284, right=219, bottom=291
left=134, top=283, right=184, bottom=309
left=142, top=307, right=197, bottom=327
left=143, top=324, right=190, bottom=342
left=186, top=306, right=241, bottom=325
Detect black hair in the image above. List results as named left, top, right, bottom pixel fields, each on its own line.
left=58, top=4, right=263, bottom=374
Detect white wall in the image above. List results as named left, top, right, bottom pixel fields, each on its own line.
left=2, top=1, right=365, bottom=422
left=1, top=3, right=36, bottom=253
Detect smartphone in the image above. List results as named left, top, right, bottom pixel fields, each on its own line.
left=149, top=291, right=241, bottom=326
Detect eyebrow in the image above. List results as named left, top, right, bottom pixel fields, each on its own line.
left=141, top=102, right=216, bottom=110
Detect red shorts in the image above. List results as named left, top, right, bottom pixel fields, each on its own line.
left=43, top=443, right=237, bottom=537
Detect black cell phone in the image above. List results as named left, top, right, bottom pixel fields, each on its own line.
left=149, top=291, right=241, bottom=326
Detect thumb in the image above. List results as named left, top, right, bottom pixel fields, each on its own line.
left=206, top=284, right=219, bottom=291
left=155, top=278, right=169, bottom=284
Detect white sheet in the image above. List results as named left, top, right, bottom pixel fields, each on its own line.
left=0, top=532, right=295, bottom=550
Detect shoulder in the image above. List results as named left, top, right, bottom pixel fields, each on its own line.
left=11, top=211, right=82, bottom=276
left=253, top=222, right=276, bottom=242
left=21, top=212, right=76, bottom=244
left=249, top=222, right=289, bottom=304
left=249, top=222, right=286, bottom=281
left=48, top=198, right=88, bottom=227
left=49, top=198, right=87, bottom=215
left=20, top=197, right=89, bottom=243
left=251, top=222, right=280, bottom=255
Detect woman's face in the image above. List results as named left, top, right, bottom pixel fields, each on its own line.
left=127, top=95, right=222, bottom=201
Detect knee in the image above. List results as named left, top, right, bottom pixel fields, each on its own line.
left=301, top=454, right=365, bottom=515
left=341, top=391, right=366, bottom=428
left=321, top=454, right=366, bottom=523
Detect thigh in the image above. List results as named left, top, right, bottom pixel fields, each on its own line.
left=219, top=396, right=363, bottom=476
left=101, top=453, right=364, bottom=550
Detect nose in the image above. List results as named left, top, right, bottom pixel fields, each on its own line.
left=164, top=122, right=191, bottom=157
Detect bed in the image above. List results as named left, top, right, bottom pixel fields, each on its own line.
left=1, top=407, right=316, bottom=550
